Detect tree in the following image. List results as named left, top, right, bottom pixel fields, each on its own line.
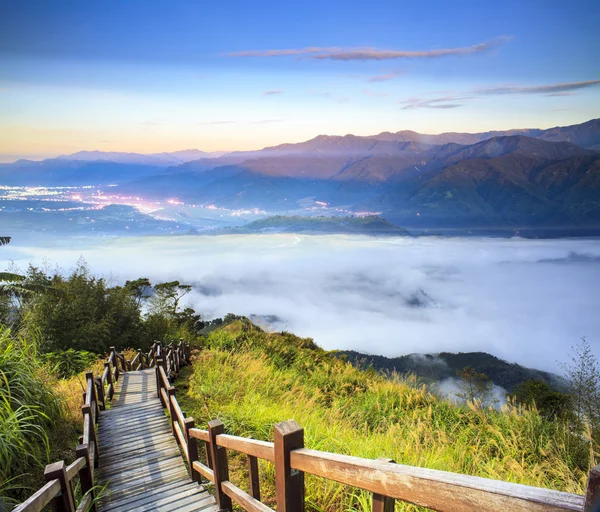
left=150, top=281, right=192, bottom=317
left=21, top=261, right=143, bottom=353
left=125, top=277, right=152, bottom=307
left=561, top=337, right=600, bottom=435
left=0, top=239, right=59, bottom=326
left=512, top=379, right=572, bottom=419
left=455, top=366, right=496, bottom=405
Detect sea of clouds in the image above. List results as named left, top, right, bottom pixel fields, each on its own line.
left=2, top=234, right=599, bottom=373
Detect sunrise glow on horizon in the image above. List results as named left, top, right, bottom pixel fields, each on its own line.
left=1, top=0, right=600, bottom=162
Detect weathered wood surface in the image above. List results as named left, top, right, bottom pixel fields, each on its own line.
left=96, top=369, right=217, bottom=512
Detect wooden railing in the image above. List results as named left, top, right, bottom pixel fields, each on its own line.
left=14, top=341, right=600, bottom=512
left=156, top=352, right=600, bottom=512
left=12, top=341, right=188, bottom=512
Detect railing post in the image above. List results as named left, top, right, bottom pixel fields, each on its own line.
left=156, top=357, right=164, bottom=407
left=104, top=362, right=114, bottom=400
left=137, top=349, right=143, bottom=370
left=248, top=455, right=261, bottom=501
left=86, top=372, right=99, bottom=425
left=372, top=458, right=395, bottom=512
left=208, top=419, right=232, bottom=511
left=184, top=417, right=200, bottom=482
left=110, top=346, right=119, bottom=381
left=585, top=465, right=600, bottom=512
left=274, top=420, right=304, bottom=512
left=76, top=443, right=96, bottom=512
left=167, top=386, right=177, bottom=436
left=82, top=403, right=99, bottom=464
left=94, top=377, right=105, bottom=411
left=44, top=460, right=76, bottom=512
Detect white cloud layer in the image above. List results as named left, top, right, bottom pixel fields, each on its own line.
left=3, top=234, right=599, bottom=373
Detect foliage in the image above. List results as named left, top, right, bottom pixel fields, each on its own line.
left=21, top=261, right=144, bottom=353
left=512, top=380, right=572, bottom=420
left=176, top=321, right=593, bottom=512
left=42, top=349, right=99, bottom=379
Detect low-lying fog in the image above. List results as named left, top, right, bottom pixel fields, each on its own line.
left=3, top=234, right=599, bottom=373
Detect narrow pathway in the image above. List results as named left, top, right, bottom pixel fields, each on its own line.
left=96, top=369, right=217, bottom=512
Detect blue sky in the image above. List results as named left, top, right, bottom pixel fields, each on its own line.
left=1, top=0, right=599, bottom=160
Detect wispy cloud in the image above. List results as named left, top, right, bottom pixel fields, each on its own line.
left=399, top=96, right=469, bottom=110
left=228, top=37, right=509, bottom=61
left=262, top=89, right=283, bottom=96
left=473, top=80, right=600, bottom=96
left=367, top=72, right=402, bottom=82
left=398, top=79, right=600, bottom=110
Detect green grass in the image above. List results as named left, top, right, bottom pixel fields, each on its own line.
left=176, top=320, right=593, bottom=512
left=0, top=329, right=107, bottom=508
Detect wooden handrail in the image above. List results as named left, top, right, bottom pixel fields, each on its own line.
left=13, top=479, right=61, bottom=512
left=221, top=481, right=274, bottom=512
left=17, top=340, right=596, bottom=512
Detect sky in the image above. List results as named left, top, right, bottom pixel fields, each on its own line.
left=1, top=0, right=600, bottom=160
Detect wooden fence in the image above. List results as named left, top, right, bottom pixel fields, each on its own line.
left=12, top=340, right=189, bottom=512
left=14, top=341, right=600, bottom=512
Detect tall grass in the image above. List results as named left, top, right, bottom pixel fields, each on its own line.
left=177, top=320, right=592, bottom=512
left=0, top=328, right=65, bottom=506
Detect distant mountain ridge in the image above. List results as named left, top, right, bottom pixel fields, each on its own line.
left=337, top=350, right=565, bottom=392
left=56, top=149, right=226, bottom=167
left=2, top=118, right=600, bottom=236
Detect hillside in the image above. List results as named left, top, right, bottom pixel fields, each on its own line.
left=173, top=319, right=590, bottom=511
left=336, top=350, right=565, bottom=392
left=217, top=215, right=410, bottom=235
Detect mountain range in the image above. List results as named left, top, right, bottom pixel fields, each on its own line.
left=1, top=118, right=600, bottom=235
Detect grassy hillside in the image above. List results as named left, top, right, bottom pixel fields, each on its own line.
left=176, top=320, right=593, bottom=511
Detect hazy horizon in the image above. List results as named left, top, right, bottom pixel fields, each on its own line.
left=2, top=116, right=599, bottom=164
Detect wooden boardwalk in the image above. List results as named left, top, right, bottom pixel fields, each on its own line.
left=96, top=369, right=217, bottom=512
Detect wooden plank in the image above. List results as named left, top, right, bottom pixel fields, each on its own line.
left=65, top=457, right=86, bottom=481
left=217, top=433, right=275, bottom=462
left=98, top=448, right=181, bottom=478
left=109, top=486, right=212, bottom=512
left=13, top=479, right=61, bottom=512
left=192, top=461, right=215, bottom=483
left=174, top=420, right=188, bottom=456
left=222, top=481, right=274, bottom=512
left=100, top=457, right=186, bottom=488
left=289, top=449, right=585, bottom=512
left=189, top=428, right=209, bottom=442
left=101, top=480, right=198, bottom=511
left=170, top=393, right=187, bottom=431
